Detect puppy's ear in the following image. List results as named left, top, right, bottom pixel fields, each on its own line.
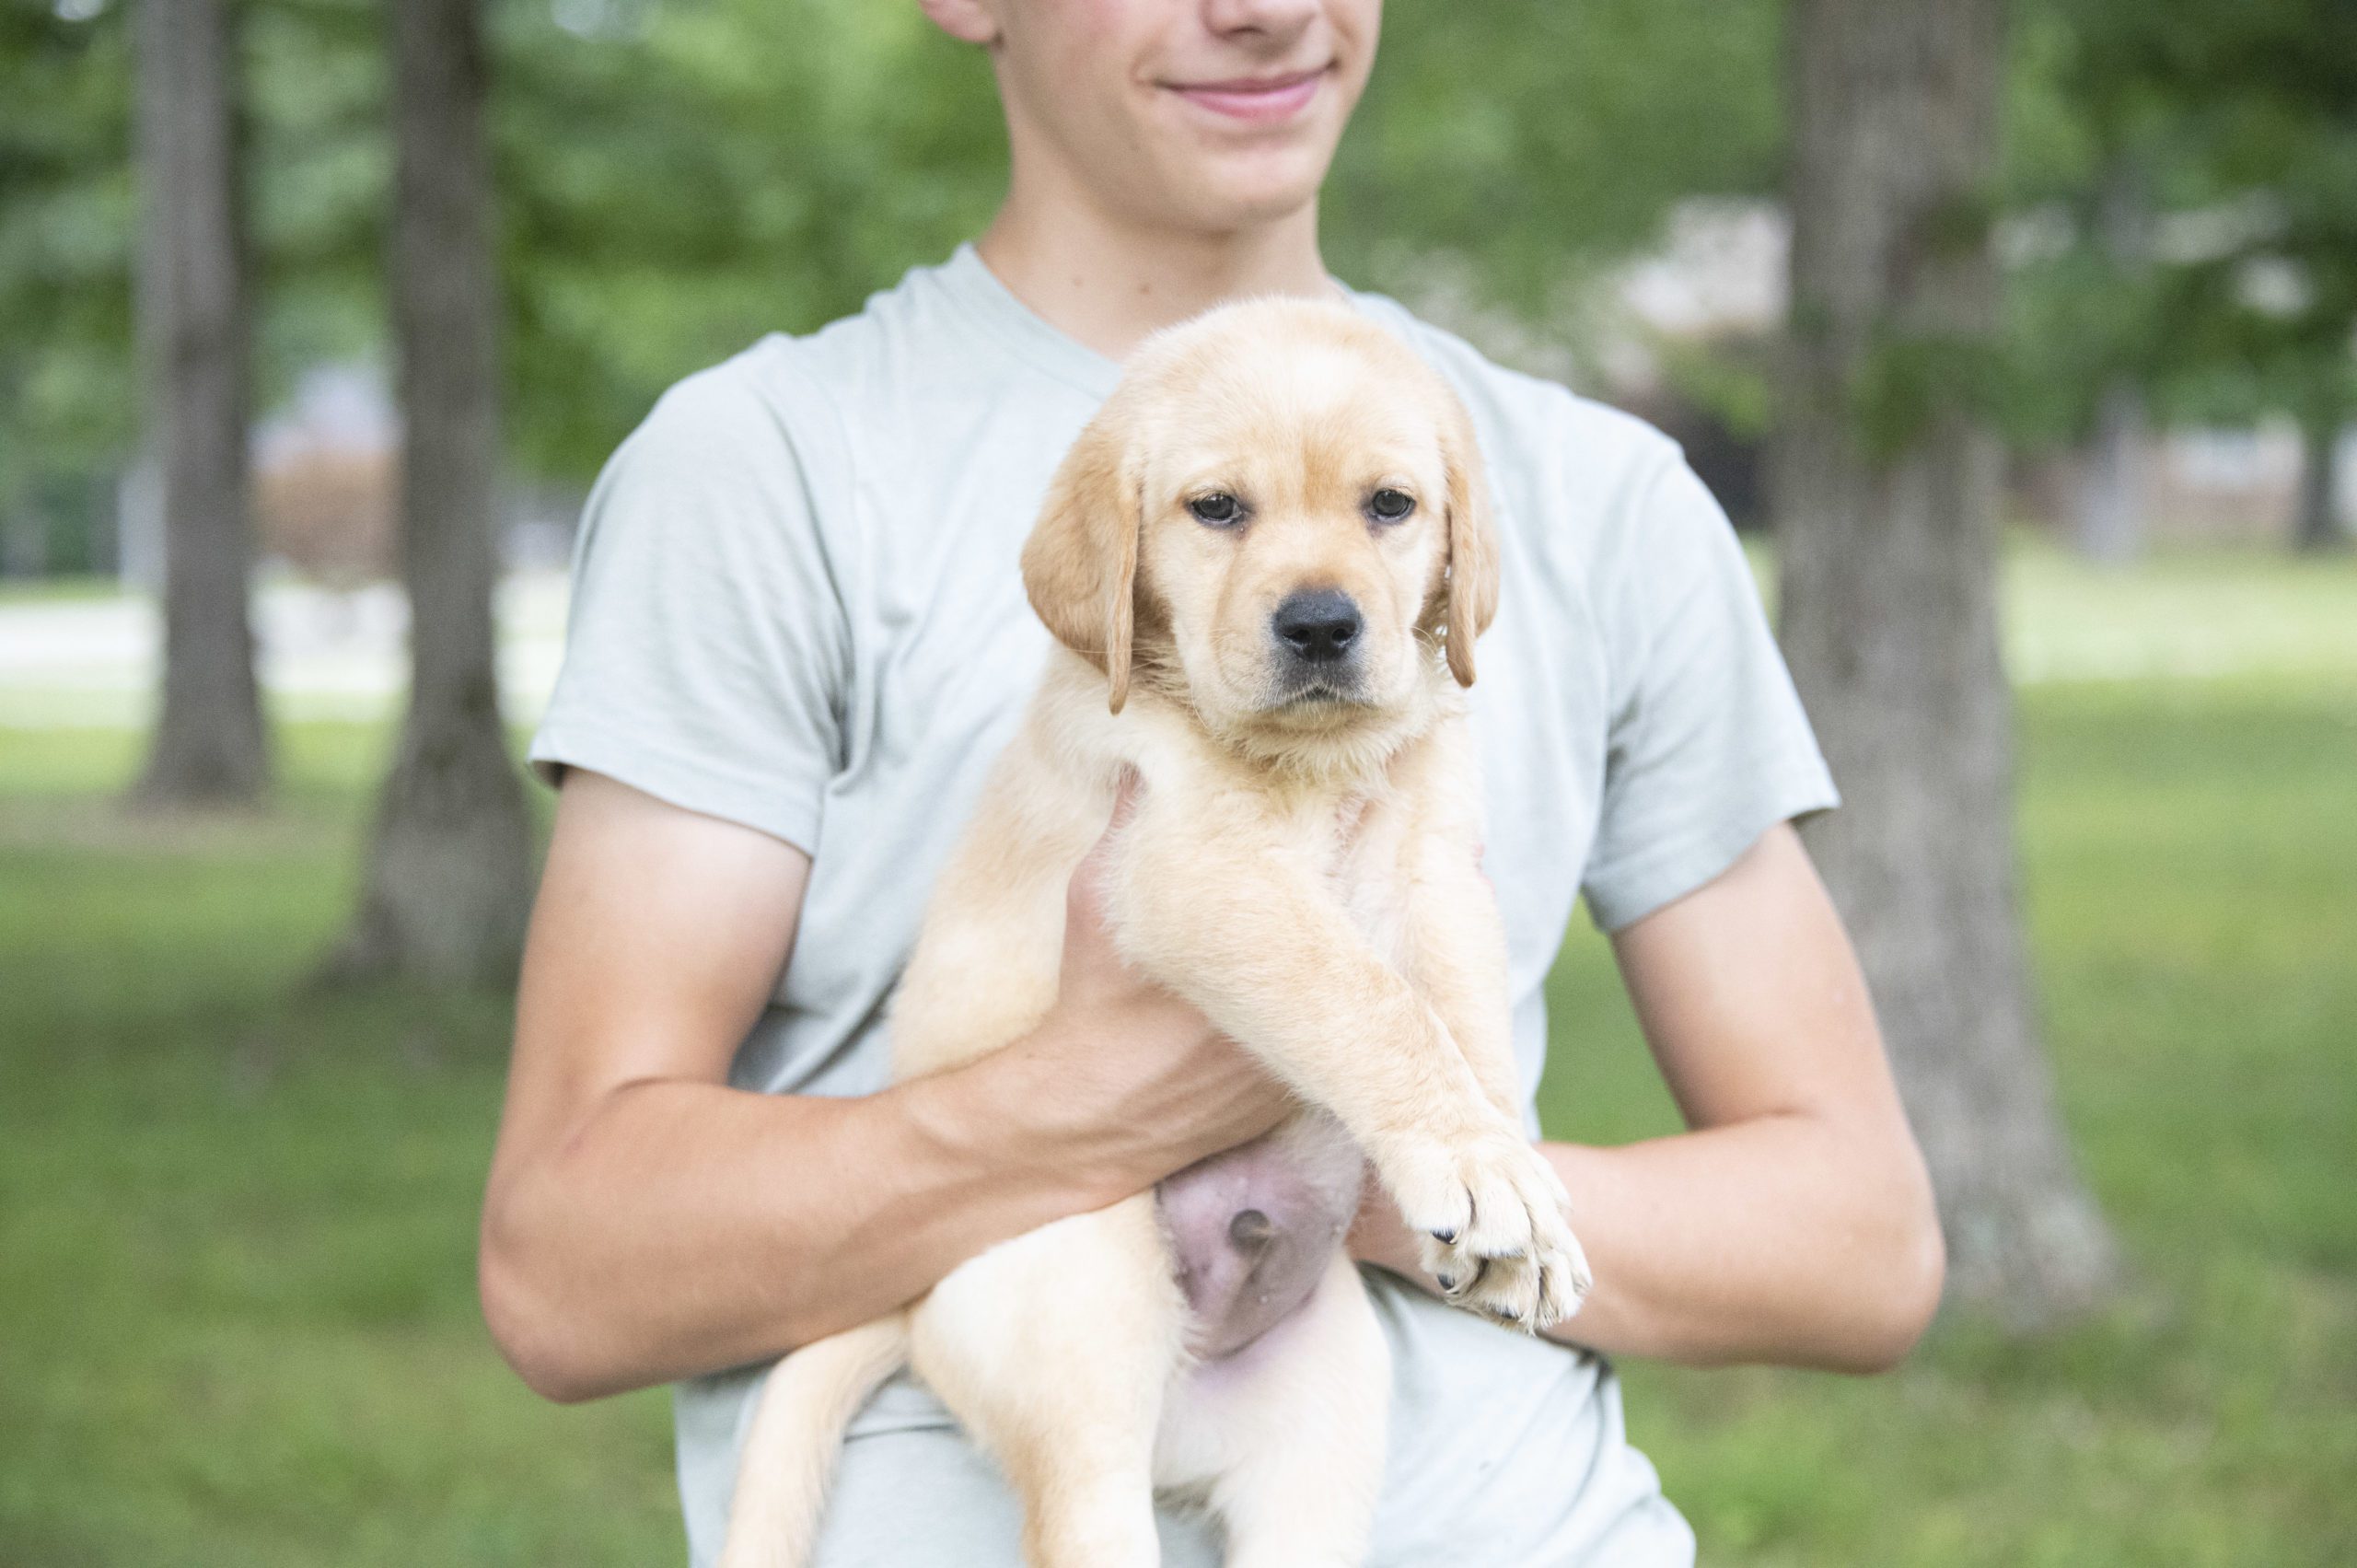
left=1022, top=398, right=1144, bottom=713
left=1435, top=389, right=1500, bottom=688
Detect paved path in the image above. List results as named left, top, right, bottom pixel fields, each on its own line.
left=3, top=554, right=2350, bottom=730
left=0, top=572, right=568, bottom=728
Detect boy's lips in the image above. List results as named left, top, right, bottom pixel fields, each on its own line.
left=1167, top=67, right=1326, bottom=122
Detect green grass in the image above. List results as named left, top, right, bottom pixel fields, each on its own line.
left=0, top=729, right=679, bottom=1568
left=4, top=555, right=2354, bottom=1565
left=0, top=575, right=122, bottom=607
left=2004, top=540, right=2357, bottom=684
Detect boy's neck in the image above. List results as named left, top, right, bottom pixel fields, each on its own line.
left=976, top=168, right=1340, bottom=361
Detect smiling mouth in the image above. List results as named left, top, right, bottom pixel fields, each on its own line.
left=1166, top=67, right=1329, bottom=123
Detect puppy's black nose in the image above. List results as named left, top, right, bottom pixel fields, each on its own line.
left=1272, top=589, right=1363, bottom=663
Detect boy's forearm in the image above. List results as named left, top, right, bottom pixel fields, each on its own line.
left=480, top=1036, right=1143, bottom=1404
left=1533, top=1123, right=1941, bottom=1371
left=1353, top=1120, right=1942, bottom=1373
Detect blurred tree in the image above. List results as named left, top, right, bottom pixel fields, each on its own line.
left=1773, top=0, right=2119, bottom=1326
left=0, top=2, right=134, bottom=576
left=2004, top=0, right=2357, bottom=552
left=1328, top=0, right=1782, bottom=316
left=1998, top=2, right=2170, bottom=562
left=0, top=0, right=386, bottom=580
left=131, top=0, right=272, bottom=806
left=326, top=0, right=531, bottom=985
left=491, top=0, right=1007, bottom=478
left=2113, top=0, right=2357, bottom=553
left=246, top=0, right=389, bottom=393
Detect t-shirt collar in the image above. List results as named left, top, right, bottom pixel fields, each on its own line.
left=936, top=240, right=1373, bottom=402
left=938, top=242, right=1125, bottom=401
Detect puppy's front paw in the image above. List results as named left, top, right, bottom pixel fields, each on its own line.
left=1379, top=1124, right=1592, bottom=1332
left=1426, top=1220, right=1593, bottom=1331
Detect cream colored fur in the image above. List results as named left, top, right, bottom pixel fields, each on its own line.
left=720, top=299, right=1589, bottom=1568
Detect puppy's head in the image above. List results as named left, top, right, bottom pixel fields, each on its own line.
left=1022, top=298, right=1498, bottom=742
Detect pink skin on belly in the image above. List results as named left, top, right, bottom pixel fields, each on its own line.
left=1156, top=1112, right=1366, bottom=1360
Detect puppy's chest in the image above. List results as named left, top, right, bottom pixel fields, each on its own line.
left=1318, top=789, right=1422, bottom=966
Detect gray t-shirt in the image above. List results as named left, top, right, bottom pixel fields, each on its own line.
left=529, top=245, right=1837, bottom=1567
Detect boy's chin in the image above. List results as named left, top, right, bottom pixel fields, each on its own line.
left=1157, top=157, right=1333, bottom=232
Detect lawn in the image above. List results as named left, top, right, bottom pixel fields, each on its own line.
left=3, top=552, right=2353, bottom=1566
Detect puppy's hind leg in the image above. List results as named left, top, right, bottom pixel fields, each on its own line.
left=911, top=1193, right=1188, bottom=1568
left=1161, top=1252, right=1390, bottom=1568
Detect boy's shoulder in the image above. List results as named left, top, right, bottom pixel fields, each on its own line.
left=637, top=249, right=1093, bottom=461
left=1345, top=288, right=1685, bottom=491
left=1342, top=289, right=1699, bottom=580
left=611, top=261, right=960, bottom=483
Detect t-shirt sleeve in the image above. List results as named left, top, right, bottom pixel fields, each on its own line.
left=1579, top=456, right=1839, bottom=931
left=527, top=356, right=852, bottom=855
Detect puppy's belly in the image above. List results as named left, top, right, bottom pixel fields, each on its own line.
left=1157, top=1111, right=1364, bottom=1360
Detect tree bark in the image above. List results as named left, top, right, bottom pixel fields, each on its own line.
left=326, top=0, right=532, bottom=986
left=1772, top=0, right=2118, bottom=1326
left=2293, top=407, right=2346, bottom=553
left=132, top=0, right=271, bottom=806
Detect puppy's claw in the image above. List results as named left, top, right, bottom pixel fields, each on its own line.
left=1535, top=1259, right=1573, bottom=1327
left=1436, top=1256, right=1490, bottom=1302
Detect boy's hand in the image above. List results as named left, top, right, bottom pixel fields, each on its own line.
left=970, top=774, right=1297, bottom=1198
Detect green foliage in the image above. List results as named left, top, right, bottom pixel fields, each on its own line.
left=0, top=0, right=389, bottom=567
left=1847, top=328, right=2013, bottom=462
left=6, top=0, right=2339, bottom=499
left=1326, top=0, right=1782, bottom=315
left=246, top=0, right=390, bottom=397
left=0, top=0, right=134, bottom=493
left=491, top=0, right=1006, bottom=477
left=0, top=0, right=1782, bottom=495
left=1656, top=332, right=1777, bottom=442
left=2002, top=0, right=2357, bottom=447
left=4, top=548, right=2354, bottom=1563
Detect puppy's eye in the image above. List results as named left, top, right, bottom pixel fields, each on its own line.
left=1367, top=488, right=1416, bottom=523
left=1189, top=492, right=1243, bottom=527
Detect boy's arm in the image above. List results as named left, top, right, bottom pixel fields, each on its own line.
left=479, top=769, right=1288, bottom=1403
left=1353, top=823, right=1945, bottom=1373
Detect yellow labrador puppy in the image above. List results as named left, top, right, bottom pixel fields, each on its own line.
left=721, top=298, right=1589, bottom=1568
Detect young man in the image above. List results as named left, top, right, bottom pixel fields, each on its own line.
left=481, top=2, right=1945, bottom=1562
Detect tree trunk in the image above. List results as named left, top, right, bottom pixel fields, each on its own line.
left=1771, top=0, right=2118, bottom=1327
left=325, top=0, right=531, bottom=986
left=131, top=0, right=270, bottom=807
left=2293, top=408, right=2346, bottom=553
